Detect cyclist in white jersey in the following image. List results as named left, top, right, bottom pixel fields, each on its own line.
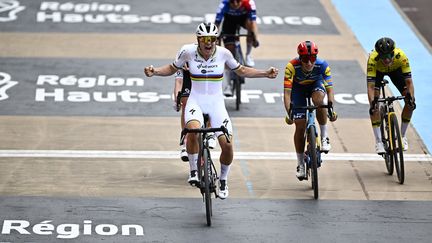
left=144, top=22, right=278, bottom=199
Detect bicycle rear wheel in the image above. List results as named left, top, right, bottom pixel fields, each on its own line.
left=389, top=113, right=405, bottom=184
left=380, top=109, right=393, bottom=175
left=203, top=147, right=212, bottom=226
left=307, top=126, right=319, bottom=199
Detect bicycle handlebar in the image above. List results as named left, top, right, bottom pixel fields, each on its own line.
left=376, top=95, right=405, bottom=103
left=288, top=104, right=334, bottom=121
left=179, top=126, right=231, bottom=145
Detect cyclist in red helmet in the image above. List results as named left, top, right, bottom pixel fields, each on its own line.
left=284, top=41, right=337, bottom=180
left=367, top=37, right=416, bottom=154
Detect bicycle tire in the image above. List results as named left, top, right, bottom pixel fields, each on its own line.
left=308, top=126, right=319, bottom=199
left=203, top=147, right=212, bottom=226
left=235, top=77, right=241, bottom=110
left=380, top=108, right=394, bottom=175
left=389, top=113, right=405, bottom=184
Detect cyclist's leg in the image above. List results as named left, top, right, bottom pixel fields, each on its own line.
left=311, top=83, right=331, bottom=151
left=221, top=15, right=238, bottom=55
left=242, top=16, right=257, bottom=66
left=369, top=73, right=385, bottom=152
left=184, top=97, right=204, bottom=180
left=207, top=102, right=233, bottom=198
left=221, top=17, right=237, bottom=96
left=389, top=69, right=414, bottom=136
left=291, top=84, right=307, bottom=178
left=389, top=69, right=414, bottom=150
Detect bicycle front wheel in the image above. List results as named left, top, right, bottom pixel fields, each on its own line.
left=380, top=109, right=393, bottom=175
left=307, top=126, right=319, bottom=199
left=203, top=147, right=212, bottom=226
left=389, top=113, right=405, bottom=184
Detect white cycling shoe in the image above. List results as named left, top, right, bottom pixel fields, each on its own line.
left=188, top=170, right=199, bottom=186
left=321, top=137, right=331, bottom=153
left=218, top=180, right=229, bottom=199
left=402, top=137, right=409, bottom=151
left=375, top=141, right=385, bottom=154
left=296, top=164, right=306, bottom=181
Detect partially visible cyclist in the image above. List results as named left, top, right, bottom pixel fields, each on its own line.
left=284, top=41, right=337, bottom=180
left=173, top=64, right=217, bottom=162
left=214, top=0, right=259, bottom=96
left=145, top=22, right=278, bottom=199
left=367, top=37, right=416, bottom=154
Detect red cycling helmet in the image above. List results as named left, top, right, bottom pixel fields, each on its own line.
left=297, top=41, right=319, bottom=56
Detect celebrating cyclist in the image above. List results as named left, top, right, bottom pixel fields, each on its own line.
left=174, top=64, right=217, bottom=162
left=284, top=41, right=337, bottom=180
left=145, top=22, right=278, bottom=199
left=215, top=0, right=259, bottom=96
left=367, top=37, right=416, bottom=154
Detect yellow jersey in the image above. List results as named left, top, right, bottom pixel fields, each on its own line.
left=366, top=48, right=411, bottom=83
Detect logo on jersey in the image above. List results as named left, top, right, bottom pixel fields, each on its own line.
left=0, top=71, right=18, bottom=101
left=222, top=119, right=229, bottom=127
left=189, top=108, right=196, bottom=115
left=0, top=0, right=25, bottom=22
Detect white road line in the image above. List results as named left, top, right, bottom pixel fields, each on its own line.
left=0, top=150, right=431, bottom=161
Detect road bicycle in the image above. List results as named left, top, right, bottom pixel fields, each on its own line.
left=289, top=96, right=334, bottom=199
left=219, top=32, right=256, bottom=110
left=179, top=114, right=230, bottom=226
left=370, top=79, right=406, bottom=184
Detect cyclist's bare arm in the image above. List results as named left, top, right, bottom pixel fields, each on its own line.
left=234, top=65, right=278, bottom=78
left=174, top=76, right=183, bottom=99
left=405, top=77, right=415, bottom=99
left=144, top=64, right=177, bottom=77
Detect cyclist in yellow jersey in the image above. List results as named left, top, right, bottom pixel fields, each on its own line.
left=367, top=37, right=416, bottom=154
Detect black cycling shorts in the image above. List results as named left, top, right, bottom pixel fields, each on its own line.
left=375, top=68, right=408, bottom=94
left=180, top=70, right=191, bottom=97
left=221, top=14, right=248, bottom=44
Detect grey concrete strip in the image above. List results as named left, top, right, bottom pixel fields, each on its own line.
left=0, top=196, right=431, bottom=242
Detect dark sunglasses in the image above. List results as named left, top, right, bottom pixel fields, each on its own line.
left=199, top=36, right=217, bottom=43
left=300, top=55, right=317, bottom=63
left=230, top=0, right=241, bottom=3
left=379, top=52, right=394, bottom=60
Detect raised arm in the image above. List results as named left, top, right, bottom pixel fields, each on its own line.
left=234, top=65, right=278, bottom=78
left=144, top=64, right=178, bottom=77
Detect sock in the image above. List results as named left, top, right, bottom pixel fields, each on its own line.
left=246, top=43, right=252, bottom=55
left=188, top=153, right=198, bottom=171
left=373, top=127, right=382, bottom=143
left=401, top=122, right=409, bottom=137
left=296, top=153, right=304, bottom=166
left=320, top=125, right=328, bottom=139
left=220, top=164, right=231, bottom=181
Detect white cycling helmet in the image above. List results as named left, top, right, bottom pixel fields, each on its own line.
left=196, top=22, right=218, bottom=37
